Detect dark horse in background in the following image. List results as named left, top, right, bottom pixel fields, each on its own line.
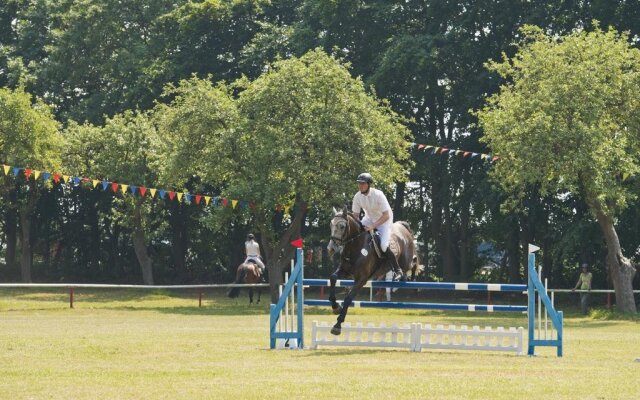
left=227, top=261, right=263, bottom=304
left=327, top=207, right=421, bottom=335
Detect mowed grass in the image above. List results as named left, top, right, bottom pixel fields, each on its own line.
left=1, top=288, right=639, bottom=400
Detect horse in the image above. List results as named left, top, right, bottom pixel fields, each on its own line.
left=326, top=207, right=421, bottom=335
left=227, top=261, right=263, bottom=304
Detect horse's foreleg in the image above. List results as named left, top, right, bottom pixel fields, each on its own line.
left=331, top=282, right=365, bottom=336
left=328, top=270, right=343, bottom=315
left=249, top=288, right=254, bottom=304
left=257, top=289, right=261, bottom=304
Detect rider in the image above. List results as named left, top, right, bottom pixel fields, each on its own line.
left=351, top=173, right=405, bottom=282
left=244, top=233, right=266, bottom=281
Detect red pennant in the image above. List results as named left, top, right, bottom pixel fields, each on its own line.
left=463, top=151, right=471, bottom=158
left=440, top=148, right=449, bottom=154
left=24, top=168, right=33, bottom=179
left=139, top=186, right=147, bottom=197
left=249, top=202, right=256, bottom=209
left=417, top=144, right=425, bottom=150
left=168, top=191, right=176, bottom=200
left=290, top=238, right=303, bottom=248
left=492, top=156, right=500, bottom=162
left=111, top=182, right=119, bottom=193
left=195, top=195, right=202, bottom=205
left=222, top=198, right=228, bottom=207
left=53, top=173, right=61, bottom=183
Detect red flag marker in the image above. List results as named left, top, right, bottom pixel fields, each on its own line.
left=290, top=238, right=303, bottom=248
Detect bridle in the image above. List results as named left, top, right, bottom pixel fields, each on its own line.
left=330, top=213, right=366, bottom=247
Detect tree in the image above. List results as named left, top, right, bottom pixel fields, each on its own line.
left=0, top=86, right=62, bottom=282
left=233, top=49, right=411, bottom=301
left=476, top=24, right=640, bottom=313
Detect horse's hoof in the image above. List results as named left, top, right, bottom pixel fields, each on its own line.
left=330, top=325, right=342, bottom=336
left=332, top=306, right=342, bottom=315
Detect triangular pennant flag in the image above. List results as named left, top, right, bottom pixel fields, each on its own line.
left=42, top=172, right=51, bottom=181
left=149, top=188, right=157, bottom=198
left=463, top=151, right=471, bottom=158
left=249, top=201, right=256, bottom=209
left=290, top=238, right=303, bottom=248
left=232, top=199, right=238, bottom=209
left=158, top=189, right=166, bottom=199
left=12, top=167, right=21, bottom=176
left=195, top=195, right=202, bottom=205
left=204, top=196, right=211, bottom=205
left=425, top=145, right=433, bottom=151
left=168, top=191, right=175, bottom=201
left=72, top=177, right=81, bottom=185
left=441, top=148, right=449, bottom=154
left=418, top=144, right=425, bottom=150
left=492, top=156, right=500, bottom=162
left=176, top=192, right=183, bottom=202
left=284, top=205, right=290, bottom=215
left=222, top=198, right=228, bottom=207
left=139, top=186, right=147, bottom=197
left=129, top=185, right=137, bottom=195
left=120, top=184, right=128, bottom=194
left=24, top=168, right=33, bottom=179
left=111, top=182, right=119, bottom=192
left=92, top=180, right=100, bottom=188
left=213, top=197, right=220, bottom=206
left=185, top=194, right=192, bottom=203
left=239, top=201, right=248, bottom=209
left=622, top=172, right=630, bottom=181
left=34, top=170, right=41, bottom=180
left=53, top=173, right=61, bottom=183
left=2, top=165, right=9, bottom=175
left=434, top=147, right=441, bottom=154
left=61, top=175, right=69, bottom=183
left=455, top=150, right=463, bottom=156
left=101, top=180, right=109, bottom=190
left=471, top=153, right=479, bottom=158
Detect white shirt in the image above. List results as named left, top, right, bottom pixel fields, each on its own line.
left=245, top=240, right=260, bottom=257
left=352, top=188, right=393, bottom=224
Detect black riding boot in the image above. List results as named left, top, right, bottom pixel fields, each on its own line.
left=385, top=248, right=405, bottom=282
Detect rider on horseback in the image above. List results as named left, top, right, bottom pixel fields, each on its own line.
left=352, top=173, right=405, bottom=282
left=244, top=233, right=266, bottom=282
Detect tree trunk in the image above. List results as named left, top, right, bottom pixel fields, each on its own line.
left=5, top=205, right=18, bottom=277
left=590, top=199, right=637, bottom=313
left=132, top=200, right=153, bottom=285
left=170, top=202, right=188, bottom=280
left=505, top=216, right=521, bottom=283
left=393, top=182, right=405, bottom=221
left=265, top=202, right=307, bottom=303
left=19, top=208, right=33, bottom=283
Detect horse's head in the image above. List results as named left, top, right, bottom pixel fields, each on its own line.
left=327, top=206, right=361, bottom=256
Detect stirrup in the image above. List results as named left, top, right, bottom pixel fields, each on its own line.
left=392, top=270, right=405, bottom=282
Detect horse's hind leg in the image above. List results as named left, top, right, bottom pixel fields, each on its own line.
left=257, top=289, right=261, bottom=304
left=249, top=288, right=254, bottom=304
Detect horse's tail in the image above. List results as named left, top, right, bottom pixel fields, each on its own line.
left=227, top=267, right=248, bottom=299
left=411, top=254, right=424, bottom=281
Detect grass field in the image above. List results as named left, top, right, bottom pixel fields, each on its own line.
left=1, top=288, right=639, bottom=399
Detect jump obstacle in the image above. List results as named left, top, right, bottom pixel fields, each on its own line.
left=270, top=245, right=563, bottom=356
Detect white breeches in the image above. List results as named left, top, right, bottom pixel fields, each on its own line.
left=361, top=217, right=392, bottom=252
left=245, top=256, right=265, bottom=271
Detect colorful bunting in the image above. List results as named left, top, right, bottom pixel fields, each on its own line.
left=176, top=192, right=183, bottom=202
left=42, top=172, right=51, bottom=181
left=158, top=189, right=166, bottom=199
left=149, top=188, right=156, bottom=198
left=24, top=168, right=33, bottom=179
left=111, top=182, right=119, bottom=193
left=34, top=170, right=41, bottom=180
left=232, top=199, right=238, bottom=209
left=139, top=186, right=147, bottom=197
left=12, top=167, right=21, bottom=176
left=168, top=191, right=175, bottom=201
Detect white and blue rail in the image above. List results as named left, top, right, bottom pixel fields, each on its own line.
left=270, top=245, right=563, bottom=356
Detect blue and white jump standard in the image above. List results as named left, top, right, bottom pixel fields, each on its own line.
left=270, top=245, right=563, bottom=356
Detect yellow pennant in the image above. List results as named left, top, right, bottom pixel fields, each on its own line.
left=177, top=192, right=184, bottom=202
left=92, top=180, right=100, bottom=188
left=62, top=175, right=70, bottom=183
left=284, top=205, right=290, bottom=215
left=149, top=188, right=157, bottom=198
left=622, top=172, right=630, bottom=181
left=120, top=184, right=128, bottom=194
left=34, top=170, right=41, bottom=180
left=232, top=199, right=238, bottom=209
left=204, top=196, right=211, bottom=205
left=2, top=165, right=9, bottom=175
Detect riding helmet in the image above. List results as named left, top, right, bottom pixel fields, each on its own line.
left=356, top=173, right=373, bottom=184
left=247, top=233, right=255, bottom=240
